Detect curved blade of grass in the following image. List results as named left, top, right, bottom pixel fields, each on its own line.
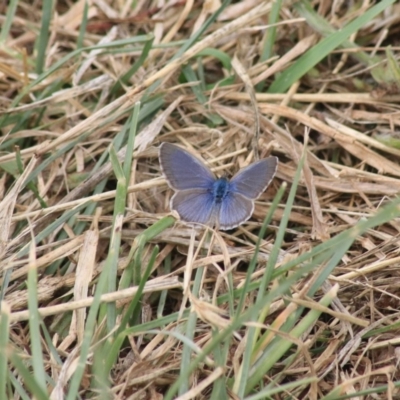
left=49, top=102, right=145, bottom=275
left=112, top=35, right=155, bottom=94
left=181, top=64, right=224, bottom=125
left=66, top=214, right=124, bottom=400
left=256, top=0, right=283, bottom=91
left=46, top=115, right=133, bottom=274
left=371, top=46, right=400, bottom=87
left=179, top=263, right=205, bottom=395
left=8, top=371, right=30, bottom=400
left=19, top=98, right=141, bottom=192
left=209, top=337, right=230, bottom=398
left=96, top=245, right=159, bottom=391
left=128, top=246, right=160, bottom=326
left=172, top=0, right=231, bottom=61
left=122, top=102, right=140, bottom=182
left=9, top=351, right=48, bottom=400
left=6, top=78, right=64, bottom=136
left=246, top=285, right=338, bottom=392
left=293, top=0, right=383, bottom=67
left=274, top=193, right=400, bottom=281
left=259, top=0, right=282, bottom=63
left=0, top=0, right=18, bottom=44
left=77, top=0, right=88, bottom=49
left=15, top=201, right=90, bottom=260
left=102, top=245, right=160, bottom=374
left=105, top=145, right=126, bottom=332
left=35, top=0, right=53, bottom=74
left=197, top=48, right=232, bottom=71
left=15, top=148, right=47, bottom=208
left=141, top=0, right=232, bottom=102
left=322, top=381, right=400, bottom=400
left=245, top=377, right=317, bottom=400
left=157, top=254, right=171, bottom=319
left=106, top=309, right=191, bottom=375
left=0, top=302, right=10, bottom=398
left=196, top=49, right=235, bottom=89
left=0, top=201, right=89, bottom=302
left=119, top=216, right=175, bottom=290
left=268, top=0, right=396, bottom=93
left=27, top=248, right=46, bottom=393
left=2, top=35, right=153, bottom=111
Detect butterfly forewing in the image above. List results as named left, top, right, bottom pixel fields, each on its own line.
left=171, top=189, right=217, bottom=226
left=159, top=143, right=215, bottom=190
left=230, top=157, right=278, bottom=199
left=219, top=191, right=254, bottom=230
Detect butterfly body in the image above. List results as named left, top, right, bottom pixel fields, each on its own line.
left=159, top=143, right=278, bottom=230
left=212, top=178, right=230, bottom=203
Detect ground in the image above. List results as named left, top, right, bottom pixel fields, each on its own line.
left=1, top=0, right=400, bottom=399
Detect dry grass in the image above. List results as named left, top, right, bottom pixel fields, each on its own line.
left=1, top=0, right=400, bottom=399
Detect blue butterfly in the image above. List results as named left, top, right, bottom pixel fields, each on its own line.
left=159, top=143, right=278, bottom=230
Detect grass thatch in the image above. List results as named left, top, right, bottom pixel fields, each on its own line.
left=1, top=0, right=400, bottom=398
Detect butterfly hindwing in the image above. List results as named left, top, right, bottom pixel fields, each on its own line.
left=159, top=143, right=215, bottom=191
left=171, top=188, right=218, bottom=226
left=219, top=191, right=254, bottom=230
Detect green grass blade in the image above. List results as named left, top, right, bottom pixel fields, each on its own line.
left=268, top=0, right=396, bottom=93
left=66, top=215, right=124, bottom=400
left=0, top=302, right=10, bottom=398
left=0, top=0, right=19, bottom=44
left=35, top=0, right=53, bottom=74
left=256, top=0, right=283, bottom=91
left=77, top=1, right=89, bottom=49
left=106, top=145, right=126, bottom=332
left=27, top=251, right=46, bottom=392
left=9, top=351, right=48, bottom=400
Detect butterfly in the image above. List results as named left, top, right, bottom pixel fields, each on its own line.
left=159, top=142, right=278, bottom=230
